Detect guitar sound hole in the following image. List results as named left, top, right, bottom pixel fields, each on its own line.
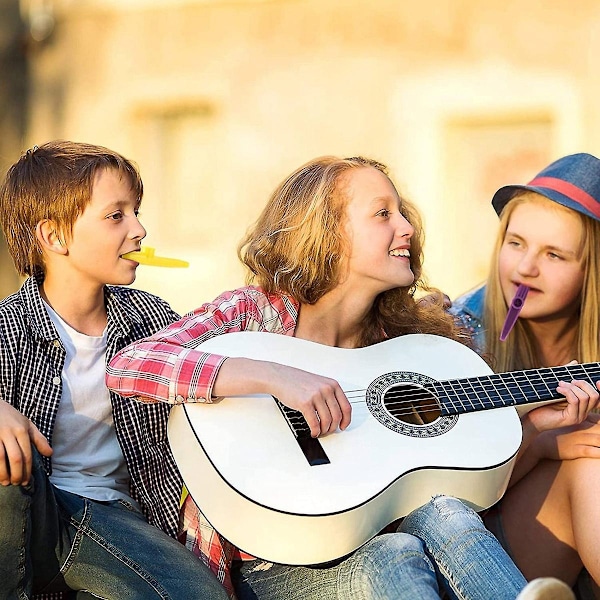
left=383, top=383, right=441, bottom=426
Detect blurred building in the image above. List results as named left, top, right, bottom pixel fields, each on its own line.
left=3, top=0, right=600, bottom=312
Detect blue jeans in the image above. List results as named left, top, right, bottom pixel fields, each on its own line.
left=0, top=451, right=228, bottom=600
left=233, top=496, right=528, bottom=600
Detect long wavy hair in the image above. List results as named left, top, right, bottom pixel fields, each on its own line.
left=484, top=191, right=600, bottom=371
left=239, top=155, right=465, bottom=348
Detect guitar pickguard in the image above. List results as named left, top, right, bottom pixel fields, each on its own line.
left=366, top=371, right=458, bottom=438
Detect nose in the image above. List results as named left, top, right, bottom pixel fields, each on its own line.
left=395, top=213, right=414, bottom=239
left=130, top=215, right=147, bottom=241
left=516, top=251, right=539, bottom=277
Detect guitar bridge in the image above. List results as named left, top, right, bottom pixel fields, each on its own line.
left=276, top=400, right=330, bottom=466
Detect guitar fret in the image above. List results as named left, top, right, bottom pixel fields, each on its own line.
left=439, top=362, right=600, bottom=416
left=457, top=378, right=482, bottom=411
left=436, top=380, right=461, bottom=415
left=466, top=378, right=491, bottom=410
left=522, top=369, right=554, bottom=397
left=478, top=374, right=506, bottom=407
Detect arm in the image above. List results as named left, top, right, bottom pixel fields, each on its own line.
left=106, top=291, right=255, bottom=404
left=213, top=357, right=351, bottom=436
left=107, top=289, right=351, bottom=436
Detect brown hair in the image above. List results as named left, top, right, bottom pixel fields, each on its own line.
left=239, top=155, right=465, bottom=347
left=0, top=140, right=143, bottom=276
left=484, top=191, right=600, bottom=370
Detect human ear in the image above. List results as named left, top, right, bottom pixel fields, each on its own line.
left=35, top=220, right=68, bottom=255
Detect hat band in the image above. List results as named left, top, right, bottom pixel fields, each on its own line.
left=528, top=176, right=600, bottom=219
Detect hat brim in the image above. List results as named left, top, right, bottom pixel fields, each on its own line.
left=491, top=184, right=600, bottom=222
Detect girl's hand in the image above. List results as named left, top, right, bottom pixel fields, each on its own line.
left=525, top=378, right=600, bottom=434
left=268, top=364, right=352, bottom=437
left=213, top=358, right=353, bottom=438
left=533, top=413, right=600, bottom=461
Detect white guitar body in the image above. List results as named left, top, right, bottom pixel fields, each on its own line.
left=168, top=332, right=523, bottom=565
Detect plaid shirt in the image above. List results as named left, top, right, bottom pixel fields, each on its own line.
left=107, top=286, right=300, bottom=596
left=0, top=276, right=181, bottom=600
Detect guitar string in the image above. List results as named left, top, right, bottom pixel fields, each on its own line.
left=342, top=367, right=600, bottom=399
left=333, top=365, right=600, bottom=418
left=340, top=366, right=600, bottom=399
left=345, top=380, right=600, bottom=415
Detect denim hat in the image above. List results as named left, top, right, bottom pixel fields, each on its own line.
left=491, top=152, right=600, bottom=222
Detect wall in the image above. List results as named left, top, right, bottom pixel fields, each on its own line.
left=5, top=0, right=600, bottom=312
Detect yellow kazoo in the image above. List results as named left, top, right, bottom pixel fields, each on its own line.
left=122, top=247, right=189, bottom=268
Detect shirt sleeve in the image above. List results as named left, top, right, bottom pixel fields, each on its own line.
left=106, top=287, right=299, bottom=404
left=106, top=289, right=259, bottom=403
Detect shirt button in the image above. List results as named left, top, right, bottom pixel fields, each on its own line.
left=52, top=376, right=61, bottom=385
left=53, top=340, right=61, bottom=348
left=175, top=395, right=184, bottom=402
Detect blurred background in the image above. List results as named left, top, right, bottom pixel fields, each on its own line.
left=1, top=0, right=600, bottom=314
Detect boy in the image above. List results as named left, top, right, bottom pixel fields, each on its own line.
left=0, top=141, right=228, bottom=599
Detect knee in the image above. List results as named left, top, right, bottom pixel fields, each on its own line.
left=401, top=495, right=484, bottom=538
left=356, top=532, right=430, bottom=571
left=347, top=534, right=437, bottom=596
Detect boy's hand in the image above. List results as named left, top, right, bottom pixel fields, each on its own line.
left=0, top=401, right=52, bottom=486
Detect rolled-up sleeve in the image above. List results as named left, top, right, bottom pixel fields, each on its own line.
left=106, top=287, right=299, bottom=404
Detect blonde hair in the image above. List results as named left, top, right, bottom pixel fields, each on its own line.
left=239, top=155, right=464, bottom=347
left=484, top=191, right=600, bottom=370
left=0, top=140, right=143, bottom=276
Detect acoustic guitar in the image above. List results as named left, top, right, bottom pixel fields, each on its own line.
left=167, top=331, right=599, bottom=565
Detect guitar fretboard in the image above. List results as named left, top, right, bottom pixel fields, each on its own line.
left=433, top=362, right=600, bottom=416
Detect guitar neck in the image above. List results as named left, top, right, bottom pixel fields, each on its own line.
left=436, top=362, right=600, bottom=416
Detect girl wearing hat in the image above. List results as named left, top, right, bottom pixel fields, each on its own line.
left=451, top=153, right=600, bottom=595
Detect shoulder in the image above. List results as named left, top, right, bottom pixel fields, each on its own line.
left=450, top=284, right=486, bottom=321
left=449, top=284, right=487, bottom=354
left=202, top=286, right=298, bottom=314
left=185, top=286, right=299, bottom=333
left=0, top=290, right=27, bottom=345
left=105, top=286, right=180, bottom=330
left=0, top=278, right=41, bottom=333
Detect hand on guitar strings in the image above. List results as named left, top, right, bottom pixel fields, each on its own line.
left=526, top=374, right=600, bottom=435
left=214, top=357, right=352, bottom=438
left=268, top=363, right=352, bottom=437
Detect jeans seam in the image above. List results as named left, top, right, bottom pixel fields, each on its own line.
left=116, top=498, right=142, bottom=514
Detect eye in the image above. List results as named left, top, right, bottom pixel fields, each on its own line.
left=106, top=211, right=123, bottom=221
left=376, top=208, right=391, bottom=218
left=548, top=252, right=563, bottom=260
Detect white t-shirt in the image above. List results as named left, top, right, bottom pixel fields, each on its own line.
left=44, top=301, right=135, bottom=504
